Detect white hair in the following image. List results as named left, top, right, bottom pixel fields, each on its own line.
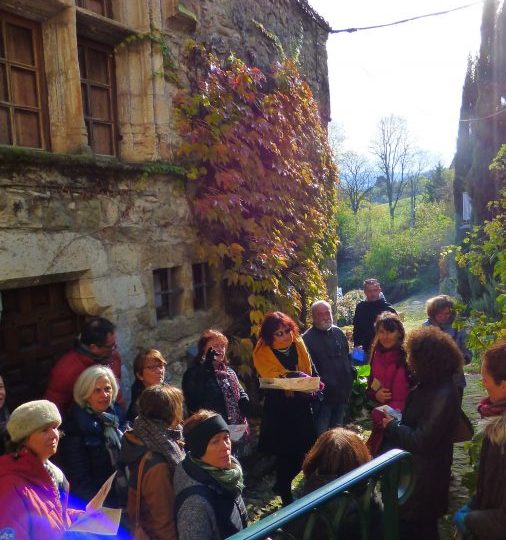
left=73, top=365, right=118, bottom=408
left=310, top=300, right=331, bottom=316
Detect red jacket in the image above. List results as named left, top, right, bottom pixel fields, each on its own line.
left=367, top=346, right=409, bottom=411
left=0, top=449, right=81, bottom=540
left=45, top=347, right=122, bottom=414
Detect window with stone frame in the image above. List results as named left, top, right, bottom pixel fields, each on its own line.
left=0, top=12, right=48, bottom=149
left=192, top=262, right=214, bottom=311
left=76, top=0, right=113, bottom=18
left=153, top=267, right=183, bottom=320
left=78, top=38, right=118, bottom=156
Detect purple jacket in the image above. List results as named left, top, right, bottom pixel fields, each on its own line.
left=367, top=346, right=409, bottom=411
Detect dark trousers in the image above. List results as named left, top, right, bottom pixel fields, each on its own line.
left=275, top=453, right=305, bottom=505
left=399, top=517, right=439, bottom=540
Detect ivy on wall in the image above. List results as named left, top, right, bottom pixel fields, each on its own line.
left=174, top=44, right=338, bottom=338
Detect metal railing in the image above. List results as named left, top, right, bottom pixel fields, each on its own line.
left=229, top=449, right=414, bottom=540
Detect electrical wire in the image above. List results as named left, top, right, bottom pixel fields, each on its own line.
left=329, top=1, right=484, bottom=34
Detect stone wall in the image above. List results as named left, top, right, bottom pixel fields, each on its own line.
left=0, top=0, right=331, bottom=399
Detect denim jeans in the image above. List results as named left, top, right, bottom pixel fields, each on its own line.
left=314, top=401, right=346, bottom=436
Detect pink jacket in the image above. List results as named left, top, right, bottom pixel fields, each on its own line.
left=0, top=449, right=81, bottom=540
left=367, top=346, right=410, bottom=411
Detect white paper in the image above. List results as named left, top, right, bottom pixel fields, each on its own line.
left=259, top=376, right=320, bottom=392
left=375, top=404, right=402, bottom=421
left=68, top=472, right=121, bottom=535
left=228, top=424, right=248, bottom=442
left=69, top=507, right=122, bottom=535
left=86, top=472, right=116, bottom=512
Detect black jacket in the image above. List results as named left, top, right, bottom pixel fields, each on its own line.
left=302, top=325, right=354, bottom=405
left=384, top=377, right=460, bottom=520
left=352, top=299, right=396, bottom=353
left=466, top=411, right=506, bottom=540
left=182, top=363, right=249, bottom=423
left=59, top=402, right=125, bottom=508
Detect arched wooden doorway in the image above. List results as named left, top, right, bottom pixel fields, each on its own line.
left=0, top=282, right=84, bottom=409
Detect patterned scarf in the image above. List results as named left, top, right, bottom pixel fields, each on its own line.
left=85, top=404, right=122, bottom=469
left=214, top=363, right=246, bottom=426
left=190, top=455, right=244, bottom=496
left=133, top=414, right=185, bottom=465
left=478, top=398, right=506, bottom=418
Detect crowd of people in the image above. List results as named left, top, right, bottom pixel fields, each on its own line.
left=0, top=281, right=504, bottom=540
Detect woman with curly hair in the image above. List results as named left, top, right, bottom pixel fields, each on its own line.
left=253, top=311, right=317, bottom=505
left=383, top=326, right=463, bottom=540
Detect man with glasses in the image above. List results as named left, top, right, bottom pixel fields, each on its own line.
left=303, top=300, right=354, bottom=434
left=45, top=317, right=123, bottom=414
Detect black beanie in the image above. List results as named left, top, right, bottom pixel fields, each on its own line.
left=185, top=414, right=229, bottom=458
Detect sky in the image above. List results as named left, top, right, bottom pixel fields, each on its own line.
left=307, top=0, right=484, bottom=166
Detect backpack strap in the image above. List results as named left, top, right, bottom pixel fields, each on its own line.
left=134, top=451, right=152, bottom=530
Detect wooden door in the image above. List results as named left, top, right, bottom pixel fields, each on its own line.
left=0, top=282, right=84, bottom=409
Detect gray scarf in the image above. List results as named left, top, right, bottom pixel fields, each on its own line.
left=133, top=414, right=185, bottom=466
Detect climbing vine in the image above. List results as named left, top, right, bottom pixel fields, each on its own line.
left=174, top=45, right=338, bottom=338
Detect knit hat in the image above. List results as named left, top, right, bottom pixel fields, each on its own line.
left=185, top=414, right=229, bottom=458
left=7, top=400, right=61, bottom=443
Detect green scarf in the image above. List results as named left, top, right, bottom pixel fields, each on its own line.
left=190, top=455, right=244, bottom=495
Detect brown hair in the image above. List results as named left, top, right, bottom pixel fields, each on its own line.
left=138, top=384, right=183, bottom=426
left=259, top=311, right=299, bottom=347
left=182, top=409, right=217, bottom=439
left=133, top=349, right=167, bottom=377
left=425, top=295, right=454, bottom=320
left=483, top=340, right=506, bottom=385
left=406, top=326, right=463, bottom=384
left=370, top=312, right=406, bottom=361
left=363, top=278, right=380, bottom=289
left=196, top=330, right=229, bottom=362
left=303, top=428, right=371, bottom=478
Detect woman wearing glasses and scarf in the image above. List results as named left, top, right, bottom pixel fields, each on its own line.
left=253, top=311, right=317, bottom=505
left=182, top=330, right=250, bottom=451
left=59, top=365, right=126, bottom=509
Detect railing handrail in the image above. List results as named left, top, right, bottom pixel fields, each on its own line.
left=229, top=448, right=414, bottom=540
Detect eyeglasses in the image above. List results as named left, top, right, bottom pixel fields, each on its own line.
left=273, top=328, right=292, bottom=338
left=144, top=363, right=166, bottom=371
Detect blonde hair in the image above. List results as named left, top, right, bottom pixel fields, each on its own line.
left=73, top=365, right=118, bottom=408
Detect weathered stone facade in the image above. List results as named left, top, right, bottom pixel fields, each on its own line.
left=0, top=0, right=330, bottom=402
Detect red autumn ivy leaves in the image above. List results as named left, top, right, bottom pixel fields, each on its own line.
left=175, top=46, right=338, bottom=335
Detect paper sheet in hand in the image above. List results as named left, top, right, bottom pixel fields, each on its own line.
left=228, top=424, right=248, bottom=442
left=69, top=507, right=122, bottom=535
left=375, top=404, right=402, bottom=421
left=259, top=376, right=320, bottom=392
left=86, top=472, right=116, bottom=511
left=68, top=472, right=121, bottom=535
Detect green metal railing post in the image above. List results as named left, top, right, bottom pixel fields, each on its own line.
left=228, top=449, right=414, bottom=540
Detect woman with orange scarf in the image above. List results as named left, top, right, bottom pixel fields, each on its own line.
left=253, top=311, right=317, bottom=505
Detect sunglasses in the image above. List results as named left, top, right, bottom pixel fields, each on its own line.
left=273, top=328, right=292, bottom=338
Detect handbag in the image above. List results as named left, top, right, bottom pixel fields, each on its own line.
left=452, top=409, right=474, bottom=443
left=132, top=451, right=151, bottom=540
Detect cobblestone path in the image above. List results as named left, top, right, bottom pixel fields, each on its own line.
left=242, top=371, right=484, bottom=538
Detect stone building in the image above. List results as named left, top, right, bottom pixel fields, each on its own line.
left=0, top=0, right=331, bottom=407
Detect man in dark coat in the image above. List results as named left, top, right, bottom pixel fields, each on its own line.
left=303, top=300, right=355, bottom=434
left=352, top=278, right=396, bottom=354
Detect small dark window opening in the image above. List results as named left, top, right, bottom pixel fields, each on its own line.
left=153, top=268, right=182, bottom=320
left=192, top=262, right=213, bottom=311
left=78, top=38, right=118, bottom=156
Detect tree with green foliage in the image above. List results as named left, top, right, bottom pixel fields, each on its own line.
left=174, top=45, right=338, bottom=341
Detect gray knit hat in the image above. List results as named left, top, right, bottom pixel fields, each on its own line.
left=7, top=400, right=61, bottom=443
